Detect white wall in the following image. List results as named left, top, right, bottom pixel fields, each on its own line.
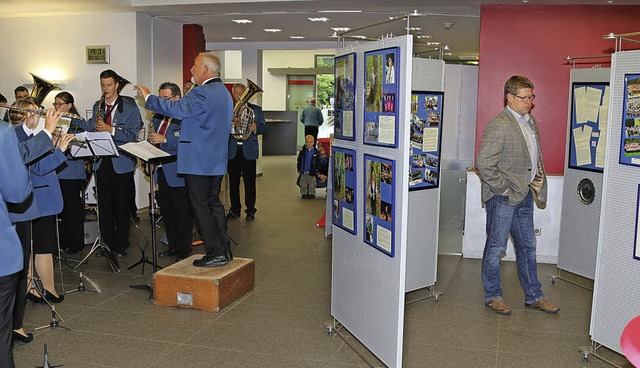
left=442, top=64, right=478, bottom=162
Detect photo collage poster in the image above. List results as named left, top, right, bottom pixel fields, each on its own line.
left=408, top=91, right=444, bottom=190
left=620, top=74, right=640, bottom=167
left=568, top=83, right=610, bottom=173
left=334, top=53, right=356, bottom=141
left=364, top=154, right=395, bottom=257
left=363, top=47, right=399, bottom=148
left=332, top=147, right=357, bottom=234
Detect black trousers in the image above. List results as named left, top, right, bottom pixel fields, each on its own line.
left=0, top=273, right=17, bottom=368
left=96, top=158, right=133, bottom=252
left=59, top=179, right=85, bottom=252
left=185, top=175, right=229, bottom=257
left=12, top=222, right=29, bottom=332
left=304, top=125, right=319, bottom=143
left=228, top=145, right=257, bottom=216
left=157, top=169, right=193, bottom=254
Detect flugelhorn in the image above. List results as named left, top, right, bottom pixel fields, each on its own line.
left=232, top=79, right=263, bottom=142
left=0, top=103, right=82, bottom=120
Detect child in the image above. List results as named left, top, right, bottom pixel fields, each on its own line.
left=316, top=142, right=329, bottom=188
left=297, top=135, right=319, bottom=198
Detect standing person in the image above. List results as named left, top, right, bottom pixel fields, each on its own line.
left=87, top=69, right=143, bottom=258
left=0, top=119, right=32, bottom=368
left=147, top=82, right=193, bottom=262
left=300, top=98, right=323, bottom=143
left=54, top=92, right=89, bottom=255
left=476, top=75, right=559, bottom=315
left=135, top=52, right=234, bottom=268
left=227, top=82, right=266, bottom=220
left=297, top=135, right=319, bottom=199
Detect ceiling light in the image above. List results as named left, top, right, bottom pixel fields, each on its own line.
left=442, top=22, right=454, bottom=30
left=232, top=19, right=252, bottom=24
left=416, top=35, right=432, bottom=39
left=231, top=36, right=246, bottom=40
left=409, top=10, right=424, bottom=17
left=318, top=10, right=362, bottom=13
left=351, top=35, right=367, bottom=39
left=606, top=0, right=614, bottom=3
left=407, top=27, right=422, bottom=31
left=264, top=28, right=282, bottom=32
left=331, top=27, right=351, bottom=32
left=308, top=17, right=330, bottom=22
left=522, top=0, right=529, bottom=3
left=290, top=36, right=305, bottom=39
left=442, top=45, right=451, bottom=50
left=425, top=42, right=440, bottom=46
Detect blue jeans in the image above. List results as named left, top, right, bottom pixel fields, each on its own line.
left=482, top=191, right=544, bottom=304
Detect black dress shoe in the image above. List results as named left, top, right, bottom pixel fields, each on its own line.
left=246, top=213, right=255, bottom=220
left=26, top=292, right=44, bottom=304
left=158, top=249, right=177, bottom=258
left=12, top=331, right=33, bottom=344
left=193, top=255, right=229, bottom=268
left=42, top=289, right=64, bottom=303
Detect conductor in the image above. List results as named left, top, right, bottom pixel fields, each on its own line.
left=135, top=52, right=234, bottom=268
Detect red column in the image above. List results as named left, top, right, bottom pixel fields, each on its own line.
left=183, top=24, right=206, bottom=85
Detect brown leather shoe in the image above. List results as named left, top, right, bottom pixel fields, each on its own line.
left=485, top=298, right=512, bottom=315
left=525, top=298, right=560, bottom=314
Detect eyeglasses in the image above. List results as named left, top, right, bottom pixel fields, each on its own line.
left=53, top=102, right=69, bottom=107
left=513, top=94, right=535, bottom=101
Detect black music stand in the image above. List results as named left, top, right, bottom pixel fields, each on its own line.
left=120, top=141, right=171, bottom=299
left=70, top=131, right=121, bottom=273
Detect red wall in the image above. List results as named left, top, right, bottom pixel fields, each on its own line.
left=183, top=24, right=206, bottom=86
left=476, top=5, right=640, bottom=174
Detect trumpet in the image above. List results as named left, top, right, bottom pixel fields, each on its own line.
left=0, top=103, right=83, bottom=120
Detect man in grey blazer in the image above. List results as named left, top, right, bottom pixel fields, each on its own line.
left=476, top=75, right=559, bottom=315
left=136, top=53, right=234, bottom=268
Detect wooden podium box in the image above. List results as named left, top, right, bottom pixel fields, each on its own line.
left=153, top=255, right=255, bottom=312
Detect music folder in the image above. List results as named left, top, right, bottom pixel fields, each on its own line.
left=69, top=131, right=118, bottom=158
left=119, top=140, right=172, bottom=163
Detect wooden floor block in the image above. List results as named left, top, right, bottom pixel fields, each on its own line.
left=153, top=255, right=255, bottom=311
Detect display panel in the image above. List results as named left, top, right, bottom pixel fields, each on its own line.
left=334, top=53, right=356, bottom=141
left=619, top=74, right=640, bottom=167
left=408, top=91, right=444, bottom=190
left=363, top=47, right=399, bottom=148
left=568, top=82, right=610, bottom=173
left=364, top=154, right=395, bottom=256
left=332, top=147, right=357, bottom=234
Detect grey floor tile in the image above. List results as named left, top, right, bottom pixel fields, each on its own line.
left=403, top=343, right=497, bottom=368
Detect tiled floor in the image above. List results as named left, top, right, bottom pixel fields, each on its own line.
left=12, top=156, right=632, bottom=367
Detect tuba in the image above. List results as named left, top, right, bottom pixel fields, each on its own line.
left=232, top=79, right=263, bottom=142
left=117, top=75, right=131, bottom=94
left=30, top=73, right=60, bottom=106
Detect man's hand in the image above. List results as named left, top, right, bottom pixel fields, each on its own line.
left=133, top=85, right=151, bottom=100
left=44, top=108, right=63, bottom=134
left=55, top=133, right=74, bottom=152
left=249, top=122, right=257, bottom=132
left=148, top=132, right=166, bottom=145
left=318, top=174, right=327, bottom=182
left=95, top=119, right=113, bottom=133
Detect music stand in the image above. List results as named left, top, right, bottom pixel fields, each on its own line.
left=119, top=141, right=172, bottom=299
left=70, top=131, right=121, bottom=273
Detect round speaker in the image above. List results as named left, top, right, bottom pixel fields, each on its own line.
left=577, top=178, right=596, bottom=205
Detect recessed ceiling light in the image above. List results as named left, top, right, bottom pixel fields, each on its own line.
left=308, top=17, right=330, bottom=22
left=351, top=35, right=367, bottom=39
left=318, top=10, right=362, bottom=13
left=425, top=42, right=440, bottom=46
left=232, top=19, right=252, bottom=24
left=290, top=36, right=306, bottom=39
left=606, top=0, right=614, bottom=3
left=416, top=35, right=432, bottom=39
left=231, top=36, right=246, bottom=40
left=331, top=27, right=351, bottom=32
left=264, top=28, right=282, bottom=32
left=407, top=27, right=422, bottom=31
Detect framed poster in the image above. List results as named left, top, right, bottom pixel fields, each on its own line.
left=364, top=154, right=395, bottom=257
left=408, top=91, right=444, bottom=190
left=334, top=53, right=356, bottom=141
left=568, top=83, right=610, bottom=173
left=634, top=184, right=640, bottom=260
left=620, top=74, right=640, bottom=167
left=332, top=147, right=357, bottom=233
left=363, top=47, right=399, bottom=148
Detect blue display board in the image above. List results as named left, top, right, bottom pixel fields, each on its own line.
left=363, top=47, right=399, bottom=148
left=408, top=91, right=444, bottom=190
left=620, top=74, right=640, bottom=167
left=332, top=147, right=357, bottom=234
left=334, top=53, right=356, bottom=141
left=568, top=82, right=609, bottom=173
left=364, top=154, right=395, bottom=257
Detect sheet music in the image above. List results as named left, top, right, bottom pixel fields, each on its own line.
left=70, top=131, right=119, bottom=158
left=33, top=117, right=70, bottom=135
left=119, top=140, right=171, bottom=162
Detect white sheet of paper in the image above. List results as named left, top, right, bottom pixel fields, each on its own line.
left=378, top=115, right=395, bottom=144
left=583, top=87, right=603, bottom=123
left=342, top=110, right=353, bottom=138
left=33, top=117, right=71, bottom=136
left=120, top=140, right=171, bottom=162
left=342, top=207, right=354, bottom=231
left=422, top=127, right=439, bottom=152
left=376, top=225, right=392, bottom=253
left=573, top=125, right=593, bottom=166
left=574, top=86, right=587, bottom=124
left=70, top=131, right=119, bottom=158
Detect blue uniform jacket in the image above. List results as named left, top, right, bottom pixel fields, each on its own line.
left=228, top=102, right=266, bottom=161
left=146, top=78, right=233, bottom=176
left=57, top=118, right=89, bottom=180
left=87, top=95, right=142, bottom=174
left=10, top=125, right=66, bottom=222
left=152, top=114, right=183, bottom=187
left=0, top=121, right=32, bottom=276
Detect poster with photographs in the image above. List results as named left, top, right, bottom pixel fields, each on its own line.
left=568, top=83, right=609, bottom=173
left=332, top=147, right=357, bottom=234
left=634, top=184, right=640, bottom=260
left=408, top=91, right=444, bottom=190
left=334, top=53, right=356, bottom=141
left=363, top=47, right=399, bottom=148
left=620, top=74, right=640, bottom=167
left=364, top=154, right=395, bottom=257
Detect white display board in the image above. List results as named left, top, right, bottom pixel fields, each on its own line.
left=331, top=35, right=412, bottom=368
left=591, top=50, right=640, bottom=354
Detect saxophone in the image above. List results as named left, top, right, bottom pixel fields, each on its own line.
left=94, top=92, right=106, bottom=126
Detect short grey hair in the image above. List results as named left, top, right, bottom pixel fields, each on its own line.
left=199, top=52, right=221, bottom=76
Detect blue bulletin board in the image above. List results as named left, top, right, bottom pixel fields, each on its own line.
left=568, top=82, right=609, bottom=173
left=334, top=53, right=356, bottom=141
left=332, top=147, right=357, bottom=234
left=408, top=91, right=444, bottom=190
left=364, top=154, right=395, bottom=257
left=363, top=47, right=399, bottom=148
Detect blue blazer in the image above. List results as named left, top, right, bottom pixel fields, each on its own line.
left=87, top=95, right=142, bottom=174
left=19, top=130, right=54, bottom=165
left=228, top=102, right=266, bottom=161
left=152, top=114, right=184, bottom=187
left=0, top=121, right=32, bottom=277
left=146, top=78, right=233, bottom=176
left=57, top=118, right=89, bottom=180
left=10, top=125, right=66, bottom=222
